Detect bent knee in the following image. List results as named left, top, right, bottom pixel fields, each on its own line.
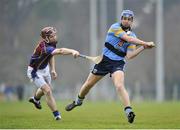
left=41, top=85, right=52, bottom=95
left=115, top=84, right=125, bottom=91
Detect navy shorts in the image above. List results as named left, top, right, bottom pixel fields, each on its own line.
left=91, top=55, right=125, bottom=76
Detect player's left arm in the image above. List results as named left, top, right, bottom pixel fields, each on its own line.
left=51, top=48, right=80, bottom=58
left=49, top=56, right=57, bottom=80
left=125, top=45, right=145, bottom=60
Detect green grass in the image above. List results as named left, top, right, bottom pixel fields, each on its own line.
left=0, top=101, right=180, bottom=129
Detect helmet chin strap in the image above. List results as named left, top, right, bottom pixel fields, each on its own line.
left=120, top=23, right=131, bottom=32
left=44, top=37, right=57, bottom=46
left=45, top=37, right=50, bottom=43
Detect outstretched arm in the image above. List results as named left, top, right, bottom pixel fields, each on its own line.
left=126, top=45, right=154, bottom=60
left=122, top=34, right=155, bottom=47
left=126, top=46, right=144, bottom=60
left=51, top=48, right=80, bottom=58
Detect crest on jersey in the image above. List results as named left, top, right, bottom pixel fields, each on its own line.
left=92, top=68, right=97, bottom=74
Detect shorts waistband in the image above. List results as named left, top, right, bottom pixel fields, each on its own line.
left=103, top=55, right=125, bottom=64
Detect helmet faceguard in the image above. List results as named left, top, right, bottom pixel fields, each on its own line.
left=120, top=10, right=134, bottom=31
left=121, top=10, right=134, bottom=20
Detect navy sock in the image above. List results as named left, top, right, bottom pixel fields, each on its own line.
left=75, top=95, right=84, bottom=105
left=124, top=106, right=132, bottom=115
left=53, top=110, right=60, bottom=117
left=34, top=96, right=40, bottom=101
left=78, top=95, right=85, bottom=99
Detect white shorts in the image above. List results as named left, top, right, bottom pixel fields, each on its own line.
left=27, top=65, right=51, bottom=88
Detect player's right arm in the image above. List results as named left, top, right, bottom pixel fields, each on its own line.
left=51, top=48, right=80, bottom=58
left=110, top=24, right=155, bottom=47
left=121, top=33, right=155, bottom=47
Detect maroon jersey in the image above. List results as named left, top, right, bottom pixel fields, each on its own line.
left=29, top=41, right=56, bottom=70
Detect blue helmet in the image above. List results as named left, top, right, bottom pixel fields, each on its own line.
left=121, top=10, right=134, bottom=18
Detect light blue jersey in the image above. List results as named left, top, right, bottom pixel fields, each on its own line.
left=103, top=22, right=136, bottom=61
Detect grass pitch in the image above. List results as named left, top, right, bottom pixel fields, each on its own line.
left=0, top=101, right=180, bottom=129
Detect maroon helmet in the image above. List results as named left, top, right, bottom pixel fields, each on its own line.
left=40, top=27, right=57, bottom=39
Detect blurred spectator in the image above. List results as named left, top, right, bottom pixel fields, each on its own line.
left=16, top=84, right=24, bottom=101
left=4, top=83, right=17, bottom=101
left=0, top=83, right=5, bottom=101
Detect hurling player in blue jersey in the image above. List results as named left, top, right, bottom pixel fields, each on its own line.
left=65, top=10, right=155, bottom=123
left=27, top=27, right=79, bottom=120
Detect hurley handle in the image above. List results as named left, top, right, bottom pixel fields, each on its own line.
left=79, top=54, right=87, bottom=59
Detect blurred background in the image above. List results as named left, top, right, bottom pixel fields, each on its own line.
left=0, top=0, right=180, bottom=102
